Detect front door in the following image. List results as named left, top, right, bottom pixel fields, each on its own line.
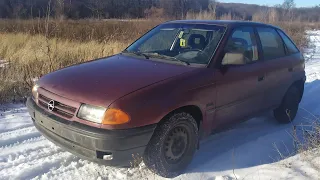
left=212, top=26, right=265, bottom=130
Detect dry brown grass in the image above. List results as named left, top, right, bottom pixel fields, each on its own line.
left=186, top=10, right=217, bottom=20
left=0, top=19, right=162, bottom=102
left=0, top=32, right=129, bottom=102
left=293, top=120, right=320, bottom=153
left=0, top=19, right=160, bottom=43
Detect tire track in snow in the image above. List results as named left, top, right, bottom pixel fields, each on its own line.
left=0, top=123, right=34, bottom=134
left=0, top=126, right=36, bottom=138
left=37, top=160, right=87, bottom=180
left=0, top=142, right=64, bottom=171
left=0, top=127, right=41, bottom=147
left=0, top=136, right=47, bottom=159
left=39, top=159, right=132, bottom=180
left=0, top=151, right=77, bottom=180
left=0, top=135, right=45, bottom=153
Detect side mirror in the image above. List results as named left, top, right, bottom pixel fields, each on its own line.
left=221, top=52, right=245, bottom=66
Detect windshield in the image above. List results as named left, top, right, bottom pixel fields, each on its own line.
left=124, top=23, right=226, bottom=65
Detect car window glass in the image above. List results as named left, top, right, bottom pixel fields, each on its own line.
left=139, top=29, right=179, bottom=52
left=277, top=30, right=299, bottom=54
left=256, top=27, right=286, bottom=59
left=125, top=23, right=226, bottom=65
left=222, top=27, right=259, bottom=65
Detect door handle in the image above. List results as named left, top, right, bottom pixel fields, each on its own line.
left=258, top=75, right=265, bottom=82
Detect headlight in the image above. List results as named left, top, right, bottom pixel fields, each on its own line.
left=32, top=84, right=39, bottom=101
left=77, top=104, right=130, bottom=125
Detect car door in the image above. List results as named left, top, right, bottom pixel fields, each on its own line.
left=212, top=26, right=265, bottom=130
left=254, top=27, right=297, bottom=109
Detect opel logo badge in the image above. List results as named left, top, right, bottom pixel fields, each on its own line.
left=48, top=100, right=55, bottom=111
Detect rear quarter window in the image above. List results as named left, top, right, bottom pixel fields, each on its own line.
left=256, top=27, right=286, bottom=59
left=277, top=30, right=300, bottom=54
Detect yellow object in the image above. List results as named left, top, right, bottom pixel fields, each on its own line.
left=178, top=31, right=184, bottom=38
left=180, top=39, right=186, bottom=47
left=102, top=108, right=130, bottom=125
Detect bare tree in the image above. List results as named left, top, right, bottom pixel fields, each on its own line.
left=54, top=0, right=64, bottom=20
left=282, top=0, right=296, bottom=21
left=282, top=0, right=296, bottom=10
left=9, top=0, right=26, bottom=19
left=85, top=0, right=107, bottom=19
left=268, top=8, right=278, bottom=23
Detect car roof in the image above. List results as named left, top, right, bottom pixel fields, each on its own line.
left=165, top=20, right=279, bottom=29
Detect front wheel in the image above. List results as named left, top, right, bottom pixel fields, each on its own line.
left=143, top=112, right=198, bottom=178
left=274, top=86, right=300, bottom=123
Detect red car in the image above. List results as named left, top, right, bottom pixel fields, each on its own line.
left=27, top=20, right=305, bottom=177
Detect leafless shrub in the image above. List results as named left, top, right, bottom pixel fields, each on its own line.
left=186, top=10, right=217, bottom=20
left=292, top=108, right=320, bottom=153
left=144, top=7, right=165, bottom=20
left=126, top=154, right=157, bottom=180
left=0, top=19, right=160, bottom=43
left=251, top=7, right=308, bottom=50
left=271, top=107, right=320, bottom=173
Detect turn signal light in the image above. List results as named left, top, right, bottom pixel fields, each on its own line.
left=102, top=109, right=130, bottom=125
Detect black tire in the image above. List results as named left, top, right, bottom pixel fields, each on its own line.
left=143, top=112, right=198, bottom=178
left=274, top=86, right=300, bottom=123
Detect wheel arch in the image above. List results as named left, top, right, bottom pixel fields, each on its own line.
left=159, top=105, right=203, bottom=129
left=154, top=105, right=204, bottom=149
left=291, top=79, right=305, bottom=102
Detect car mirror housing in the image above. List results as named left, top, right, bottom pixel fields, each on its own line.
left=221, top=52, right=245, bottom=66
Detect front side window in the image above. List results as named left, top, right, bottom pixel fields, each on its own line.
left=277, top=30, right=300, bottom=54
left=257, top=27, right=286, bottom=59
left=124, top=23, right=226, bottom=65
left=222, top=27, right=259, bottom=65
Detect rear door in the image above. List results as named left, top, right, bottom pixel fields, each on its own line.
left=212, top=26, right=265, bottom=130
left=255, top=27, right=298, bottom=109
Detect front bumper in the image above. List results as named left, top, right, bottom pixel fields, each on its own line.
left=26, top=98, right=156, bottom=167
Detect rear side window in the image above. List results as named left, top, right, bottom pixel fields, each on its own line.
left=277, top=30, right=299, bottom=54
left=256, top=27, right=286, bottom=59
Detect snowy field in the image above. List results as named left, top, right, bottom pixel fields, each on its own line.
left=0, top=31, right=320, bottom=180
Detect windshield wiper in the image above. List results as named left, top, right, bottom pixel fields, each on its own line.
left=135, top=52, right=150, bottom=59
left=152, top=54, right=190, bottom=66
left=145, top=53, right=190, bottom=66
left=174, top=58, right=190, bottom=66
left=122, top=51, right=190, bottom=65
left=122, top=50, right=150, bottom=59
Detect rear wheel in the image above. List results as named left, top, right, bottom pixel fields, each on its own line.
left=274, top=86, right=300, bottom=123
left=143, top=112, right=198, bottom=178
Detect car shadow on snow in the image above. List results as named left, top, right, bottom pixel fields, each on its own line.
left=185, top=80, right=320, bottom=174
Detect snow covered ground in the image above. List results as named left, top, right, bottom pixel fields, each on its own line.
left=0, top=31, right=319, bottom=180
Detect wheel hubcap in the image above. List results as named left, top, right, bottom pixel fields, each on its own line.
left=164, top=126, right=188, bottom=163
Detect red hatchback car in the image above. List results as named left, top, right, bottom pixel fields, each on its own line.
left=27, top=20, right=305, bottom=177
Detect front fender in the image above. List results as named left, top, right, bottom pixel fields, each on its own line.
left=106, top=68, right=215, bottom=131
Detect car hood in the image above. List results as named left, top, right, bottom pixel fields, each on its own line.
left=38, top=54, right=196, bottom=107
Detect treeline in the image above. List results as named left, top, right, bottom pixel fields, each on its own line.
left=0, top=0, right=319, bottom=21
left=0, top=0, right=209, bottom=19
